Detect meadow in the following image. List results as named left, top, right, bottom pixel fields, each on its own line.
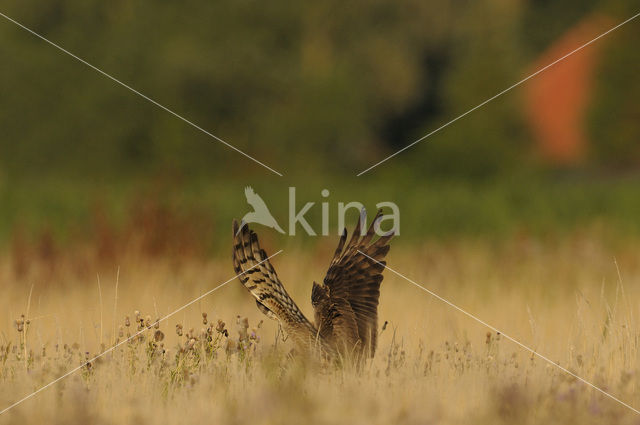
left=1, top=224, right=639, bottom=424
left=1, top=2, right=638, bottom=423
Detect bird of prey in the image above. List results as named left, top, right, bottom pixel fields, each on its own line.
left=238, top=186, right=285, bottom=234
left=232, top=209, right=394, bottom=360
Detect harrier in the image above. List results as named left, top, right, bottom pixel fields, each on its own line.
left=232, top=209, right=393, bottom=360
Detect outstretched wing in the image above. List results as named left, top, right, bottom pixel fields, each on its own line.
left=244, top=186, right=256, bottom=200
left=320, top=209, right=394, bottom=357
left=232, top=220, right=318, bottom=348
left=244, top=186, right=266, bottom=211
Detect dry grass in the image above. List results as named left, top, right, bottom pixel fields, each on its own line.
left=1, top=233, right=640, bottom=424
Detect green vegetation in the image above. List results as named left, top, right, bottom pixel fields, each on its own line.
left=2, top=173, right=640, bottom=251
left=0, top=0, right=637, bottom=179
left=1, top=1, right=638, bottom=246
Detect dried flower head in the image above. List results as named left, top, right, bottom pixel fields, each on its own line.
left=187, top=338, right=196, bottom=350
left=154, top=330, right=165, bottom=342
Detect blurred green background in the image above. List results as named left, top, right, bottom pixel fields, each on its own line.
left=0, top=0, right=639, bottom=251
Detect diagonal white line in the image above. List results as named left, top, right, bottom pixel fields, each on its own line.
left=0, top=249, right=283, bottom=416
left=357, top=250, right=640, bottom=415
left=357, top=11, right=640, bottom=176
left=0, top=11, right=283, bottom=177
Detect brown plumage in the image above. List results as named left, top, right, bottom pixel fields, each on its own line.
left=232, top=209, right=393, bottom=360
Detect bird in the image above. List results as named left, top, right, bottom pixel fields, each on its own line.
left=232, top=209, right=394, bottom=360
left=238, top=186, right=285, bottom=234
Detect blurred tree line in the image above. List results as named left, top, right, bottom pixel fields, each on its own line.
left=0, top=0, right=638, bottom=180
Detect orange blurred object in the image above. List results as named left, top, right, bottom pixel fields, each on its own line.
left=525, top=15, right=613, bottom=164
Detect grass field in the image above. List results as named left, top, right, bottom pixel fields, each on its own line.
left=1, top=230, right=639, bottom=424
